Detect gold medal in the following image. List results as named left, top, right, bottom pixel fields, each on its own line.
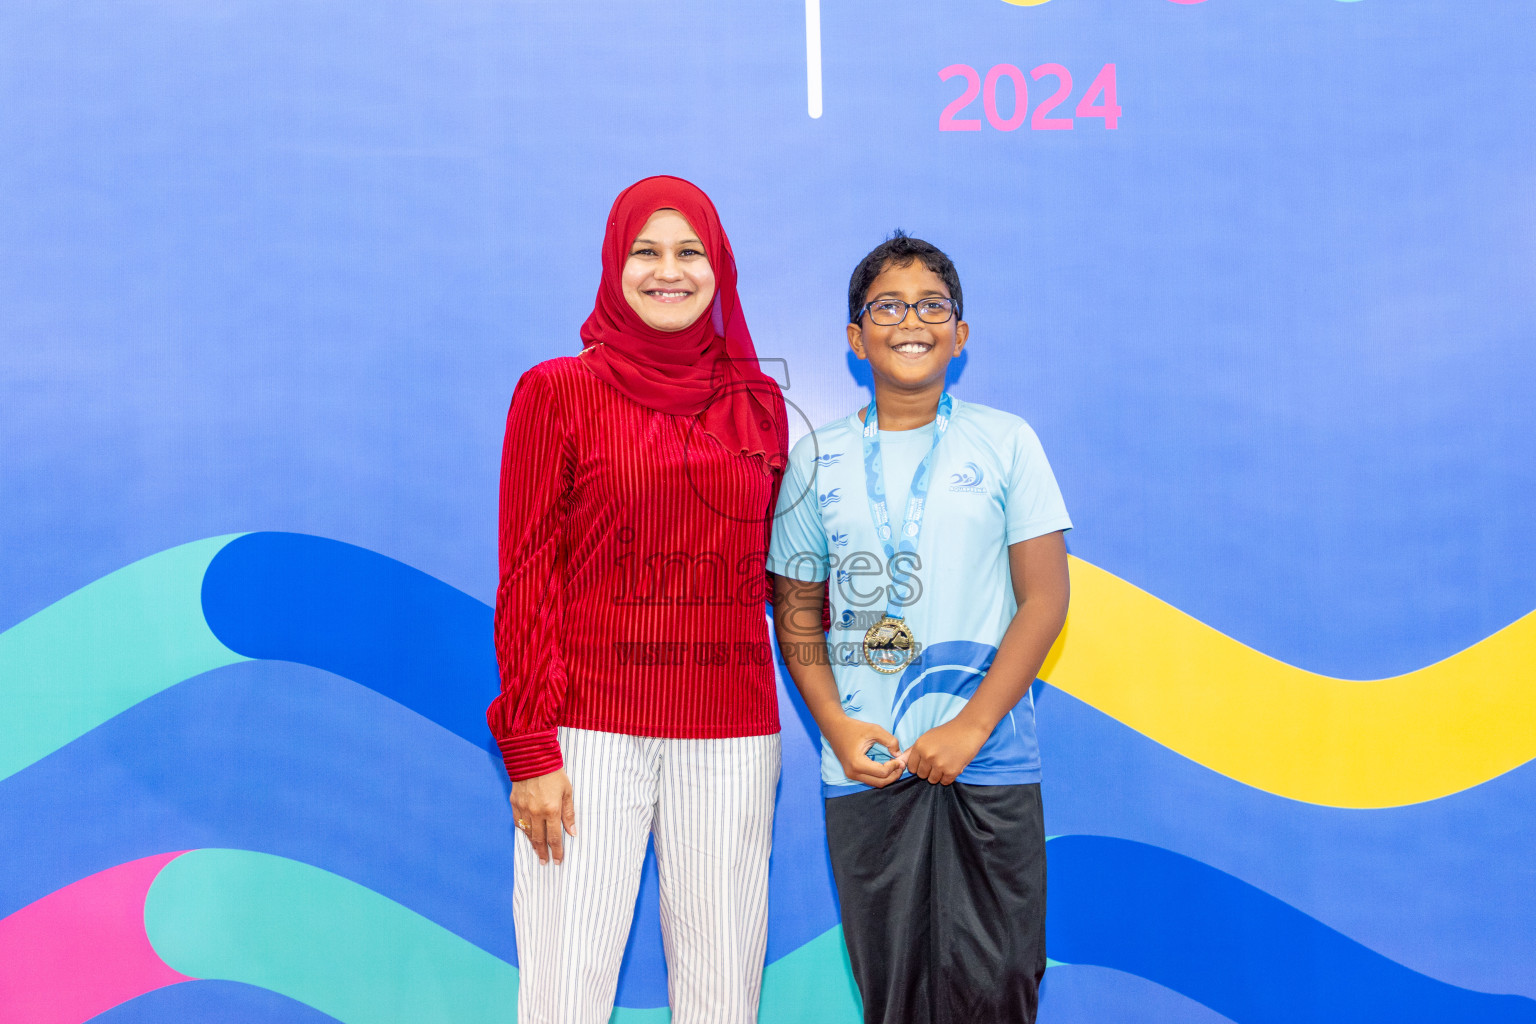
left=863, top=615, right=916, bottom=675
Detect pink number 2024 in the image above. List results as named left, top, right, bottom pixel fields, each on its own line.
left=939, top=63, right=1120, bottom=131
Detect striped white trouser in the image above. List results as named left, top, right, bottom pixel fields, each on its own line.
left=513, top=726, right=781, bottom=1024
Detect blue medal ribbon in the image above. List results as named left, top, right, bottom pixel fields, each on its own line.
left=860, top=392, right=953, bottom=623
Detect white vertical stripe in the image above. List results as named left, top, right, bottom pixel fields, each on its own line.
left=514, top=727, right=780, bottom=1024
left=805, top=0, right=823, bottom=119
left=655, top=732, right=780, bottom=1023
left=514, top=728, right=657, bottom=1024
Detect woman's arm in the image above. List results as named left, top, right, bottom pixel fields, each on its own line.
left=488, top=368, right=577, bottom=863
left=771, top=572, right=904, bottom=788
left=904, top=530, right=1070, bottom=785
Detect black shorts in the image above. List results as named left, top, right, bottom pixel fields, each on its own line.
left=824, top=776, right=1047, bottom=1024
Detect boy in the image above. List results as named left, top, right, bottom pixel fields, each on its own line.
left=767, top=232, right=1072, bottom=1024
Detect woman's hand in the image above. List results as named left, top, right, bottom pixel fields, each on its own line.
left=823, top=715, right=905, bottom=788
left=905, top=718, right=990, bottom=786
left=510, top=769, right=576, bottom=864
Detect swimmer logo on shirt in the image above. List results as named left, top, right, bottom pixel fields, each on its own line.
left=949, top=462, right=987, bottom=494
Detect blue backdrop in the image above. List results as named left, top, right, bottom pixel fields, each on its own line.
left=2, top=2, right=1533, bottom=1022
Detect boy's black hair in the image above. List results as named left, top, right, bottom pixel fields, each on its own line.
left=847, top=230, right=963, bottom=323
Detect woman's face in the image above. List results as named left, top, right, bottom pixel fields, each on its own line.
left=621, top=209, right=716, bottom=332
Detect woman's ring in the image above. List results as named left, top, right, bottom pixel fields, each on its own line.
left=516, top=818, right=531, bottom=831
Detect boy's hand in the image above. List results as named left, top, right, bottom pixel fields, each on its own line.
left=906, top=718, right=990, bottom=785
left=823, top=715, right=905, bottom=788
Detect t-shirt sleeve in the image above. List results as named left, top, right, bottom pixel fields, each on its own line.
left=766, top=439, right=831, bottom=582
left=1004, top=421, right=1073, bottom=545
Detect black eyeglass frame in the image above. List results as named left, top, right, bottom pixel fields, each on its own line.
left=852, top=297, right=959, bottom=326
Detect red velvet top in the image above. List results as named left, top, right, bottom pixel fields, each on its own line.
left=487, top=356, right=782, bottom=781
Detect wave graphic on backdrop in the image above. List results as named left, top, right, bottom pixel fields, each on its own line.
left=91, top=980, right=337, bottom=1024
left=1042, top=556, right=1536, bottom=807
left=3, top=533, right=1534, bottom=1020
left=1049, top=836, right=1536, bottom=1024
left=4, top=533, right=1534, bottom=807
left=6, top=657, right=1530, bottom=1007
left=1033, top=680, right=1536, bottom=997
left=0, top=534, right=247, bottom=782
left=0, top=533, right=838, bottom=984
left=1, top=850, right=856, bottom=1024
left=6, top=843, right=1530, bottom=1024
left=200, top=532, right=499, bottom=747
left=0, top=852, right=191, bottom=1024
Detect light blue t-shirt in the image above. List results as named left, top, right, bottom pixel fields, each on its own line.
left=766, top=397, right=1073, bottom=795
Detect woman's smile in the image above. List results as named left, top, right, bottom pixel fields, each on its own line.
left=621, top=208, right=716, bottom=331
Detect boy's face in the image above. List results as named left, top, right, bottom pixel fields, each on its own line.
left=847, top=260, right=969, bottom=394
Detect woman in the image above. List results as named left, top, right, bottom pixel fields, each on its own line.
left=487, top=176, right=788, bottom=1024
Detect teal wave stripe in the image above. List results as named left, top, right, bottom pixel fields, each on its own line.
left=760, top=924, right=863, bottom=1022
left=0, top=535, right=246, bottom=782
left=146, top=849, right=520, bottom=1023
left=144, top=849, right=866, bottom=1024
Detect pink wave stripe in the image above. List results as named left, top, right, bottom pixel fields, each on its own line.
left=0, top=852, right=194, bottom=1024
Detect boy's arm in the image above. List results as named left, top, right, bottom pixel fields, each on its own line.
left=905, top=530, right=1070, bottom=785
left=771, top=572, right=905, bottom=789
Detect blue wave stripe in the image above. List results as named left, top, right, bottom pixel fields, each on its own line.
left=1036, top=685, right=1536, bottom=998
left=90, top=980, right=340, bottom=1024
left=198, top=531, right=839, bottom=968
left=1047, top=835, right=1536, bottom=1024
left=1040, top=964, right=1237, bottom=1024
left=890, top=640, right=993, bottom=720
left=201, top=532, right=498, bottom=745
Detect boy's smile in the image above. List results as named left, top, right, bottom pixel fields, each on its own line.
left=847, top=261, right=969, bottom=396
left=890, top=338, right=935, bottom=358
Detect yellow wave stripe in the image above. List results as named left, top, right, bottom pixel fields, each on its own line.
left=1041, top=556, right=1536, bottom=808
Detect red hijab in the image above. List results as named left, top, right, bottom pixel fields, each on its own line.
left=579, top=176, right=788, bottom=474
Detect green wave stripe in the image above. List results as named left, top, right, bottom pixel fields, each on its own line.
left=145, top=849, right=866, bottom=1024
left=0, top=535, right=246, bottom=782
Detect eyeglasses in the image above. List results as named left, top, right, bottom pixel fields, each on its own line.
left=855, top=297, right=957, bottom=326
